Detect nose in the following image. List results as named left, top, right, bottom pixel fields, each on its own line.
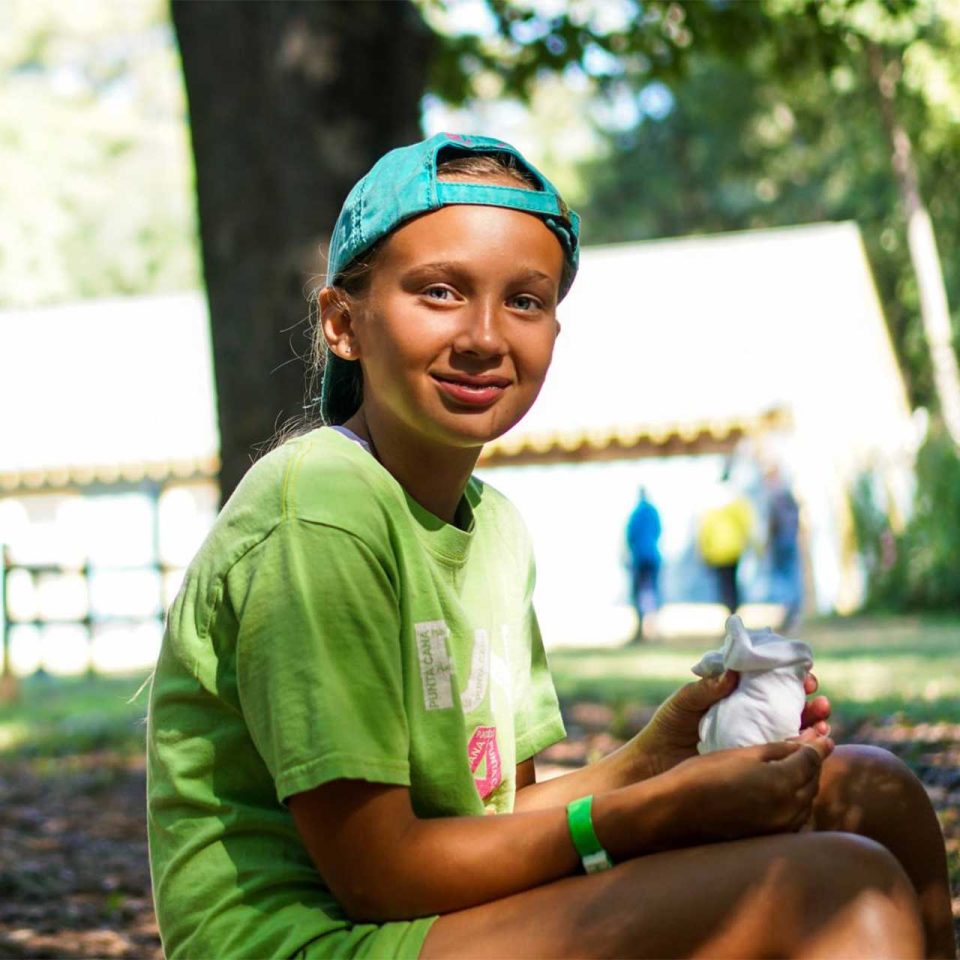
left=452, top=299, right=507, bottom=358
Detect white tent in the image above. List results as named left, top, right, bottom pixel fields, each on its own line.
left=0, top=224, right=920, bottom=652
left=1, top=292, right=220, bottom=675
left=489, top=221, right=913, bottom=460
left=478, top=222, right=919, bottom=640
left=0, top=291, right=218, bottom=489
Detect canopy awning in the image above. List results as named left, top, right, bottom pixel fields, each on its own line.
left=0, top=291, right=219, bottom=493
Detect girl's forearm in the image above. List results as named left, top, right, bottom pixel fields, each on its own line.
left=291, top=775, right=680, bottom=922
left=381, top=779, right=682, bottom=919
left=513, top=739, right=655, bottom=812
left=351, top=804, right=578, bottom=920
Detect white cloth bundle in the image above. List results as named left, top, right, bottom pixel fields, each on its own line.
left=692, top=615, right=813, bottom=754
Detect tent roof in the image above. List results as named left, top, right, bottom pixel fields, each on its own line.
left=0, top=222, right=913, bottom=492
left=0, top=292, right=218, bottom=489
left=484, top=221, right=913, bottom=462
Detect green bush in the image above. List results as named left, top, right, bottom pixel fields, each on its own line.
left=851, top=420, right=960, bottom=610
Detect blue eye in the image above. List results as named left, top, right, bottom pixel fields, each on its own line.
left=510, top=295, right=541, bottom=311
left=424, top=285, right=454, bottom=300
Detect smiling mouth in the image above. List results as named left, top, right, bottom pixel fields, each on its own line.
left=431, top=373, right=511, bottom=406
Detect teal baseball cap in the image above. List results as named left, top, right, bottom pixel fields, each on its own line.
left=320, top=132, right=580, bottom=424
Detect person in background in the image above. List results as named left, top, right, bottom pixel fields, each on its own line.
left=766, top=466, right=803, bottom=633
left=697, top=468, right=756, bottom=614
left=625, top=486, right=662, bottom=642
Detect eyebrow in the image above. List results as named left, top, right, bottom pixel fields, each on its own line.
left=510, top=268, right=556, bottom=285
left=401, top=262, right=556, bottom=285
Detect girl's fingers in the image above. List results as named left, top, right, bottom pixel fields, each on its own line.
left=748, top=736, right=829, bottom=764
left=750, top=740, right=802, bottom=762
left=788, top=726, right=823, bottom=745
left=682, top=670, right=739, bottom=711
left=803, top=672, right=819, bottom=695
left=782, top=734, right=834, bottom=771
left=801, top=694, right=831, bottom=728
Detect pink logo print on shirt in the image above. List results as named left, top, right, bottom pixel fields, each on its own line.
left=467, top=725, right=502, bottom=800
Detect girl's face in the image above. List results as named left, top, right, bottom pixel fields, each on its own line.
left=336, top=199, right=565, bottom=453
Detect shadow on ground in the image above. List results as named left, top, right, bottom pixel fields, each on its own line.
left=1, top=614, right=958, bottom=956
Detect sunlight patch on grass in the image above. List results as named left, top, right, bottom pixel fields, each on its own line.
left=818, top=657, right=960, bottom=703
left=549, top=649, right=700, bottom=682
left=0, top=722, right=28, bottom=751
left=0, top=673, right=150, bottom=758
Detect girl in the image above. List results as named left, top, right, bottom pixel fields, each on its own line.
left=148, top=133, right=955, bottom=959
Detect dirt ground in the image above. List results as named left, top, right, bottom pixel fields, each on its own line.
left=0, top=712, right=957, bottom=959
left=0, top=753, right=160, bottom=959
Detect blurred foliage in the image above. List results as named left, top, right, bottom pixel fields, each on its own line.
left=852, top=420, right=960, bottom=610
left=423, top=0, right=960, bottom=409
left=6, top=0, right=959, bottom=411
left=0, top=0, right=199, bottom=306
left=849, top=468, right=896, bottom=597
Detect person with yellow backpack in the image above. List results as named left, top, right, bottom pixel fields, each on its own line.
left=698, top=477, right=756, bottom=613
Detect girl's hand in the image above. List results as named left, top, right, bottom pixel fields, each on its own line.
left=663, top=734, right=835, bottom=844
left=802, top=672, right=831, bottom=736
left=632, top=671, right=740, bottom=777
left=631, top=670, right=831, bottom=781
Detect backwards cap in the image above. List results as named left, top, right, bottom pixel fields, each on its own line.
left=320, top=132, right=580, bottom=424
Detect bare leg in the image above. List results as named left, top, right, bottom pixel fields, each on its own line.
left=420, top=831, right=922, bottom=959
left=815, top=744, right=956, bottom=958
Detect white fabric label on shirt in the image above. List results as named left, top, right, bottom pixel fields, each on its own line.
left=459, top=628, right=490, bottom=713
left=415, top=620, right=454, bottom=710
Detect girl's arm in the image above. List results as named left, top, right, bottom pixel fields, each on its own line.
left=515, top=671, right=736, bottom=811
left=289, top=736, right=832, bottom=922
left=513, top=740, right=654, bottom=811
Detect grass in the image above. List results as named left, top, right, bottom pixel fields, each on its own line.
left=547, top=613, right=960, bottom=729
left=0, top=671, right=151, bottom=758
left=0, top=616, right=955, bottom=943
left=0, top=613, right=958, bottom=759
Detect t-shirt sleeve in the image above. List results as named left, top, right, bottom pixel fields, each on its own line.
left=234, top=519, right=410, bottom=804
left=514, top=606, right=566, bottom=761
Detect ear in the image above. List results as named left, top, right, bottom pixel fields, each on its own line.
left=319, top=286, right=359, bottom=361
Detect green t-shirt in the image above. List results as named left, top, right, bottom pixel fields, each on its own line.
left=147, top=427, right=565, bottom=959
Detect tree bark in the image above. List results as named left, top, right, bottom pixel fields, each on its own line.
left=172, top=1, right=432, bottom=502
left=867, top=41, right=960, bottom=446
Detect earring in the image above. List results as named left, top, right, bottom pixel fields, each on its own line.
left=341, top=343, right=351, bottom=356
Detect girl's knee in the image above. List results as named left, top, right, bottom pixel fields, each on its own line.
left=831, top=743, right=920, bottom=783
left=818, top=744, right=931, bottom=830
left=806, top=832, right=906, bottom=880
left=790, top=834, right=923, bottom=954
left=800, top=834, right=919, bottom=917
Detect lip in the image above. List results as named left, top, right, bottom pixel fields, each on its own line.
left=431, top=372, right=511, bottom=407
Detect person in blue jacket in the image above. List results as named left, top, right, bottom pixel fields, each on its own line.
left=625, top=486, right=662, bottom=642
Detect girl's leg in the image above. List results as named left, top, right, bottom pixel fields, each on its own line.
left=814, top=744, right=956, bottom=958
left=420, top=831, right=922, bottom=959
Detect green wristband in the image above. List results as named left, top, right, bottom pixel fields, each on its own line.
left=566, top=795, right=614, bottom=874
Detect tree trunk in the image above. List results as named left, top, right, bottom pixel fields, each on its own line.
left=867, top=41, right=960, bottom=446
left=172, top=1, right=433, bottom=502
